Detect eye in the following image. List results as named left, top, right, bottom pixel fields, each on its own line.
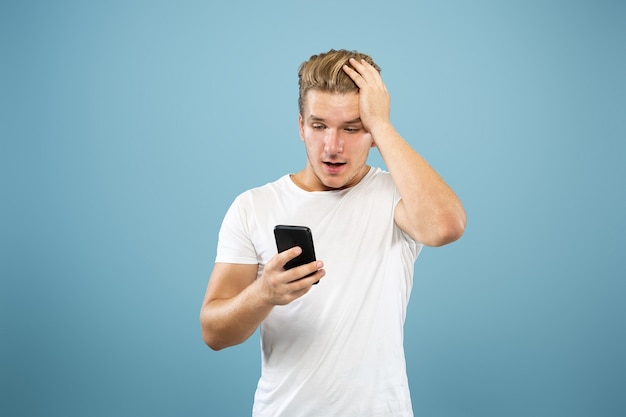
left=312, top=123, right=326, bottom=130
left=344, top=126, right=360, bottom=133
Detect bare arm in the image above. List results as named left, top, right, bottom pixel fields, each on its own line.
left=343, top=58, right=466, bottom=246
left=200, top=247, right=325, bottom=350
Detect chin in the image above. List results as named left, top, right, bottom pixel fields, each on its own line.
left=321, top=177, right=350, bottom=190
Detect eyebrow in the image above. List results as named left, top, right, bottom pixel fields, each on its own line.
left=309, top=114, right=362, bottom=124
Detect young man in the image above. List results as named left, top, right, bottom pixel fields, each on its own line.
left=200, top=49, right=466, bottom=416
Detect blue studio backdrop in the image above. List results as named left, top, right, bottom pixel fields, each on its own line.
left=1, top=1, right=624, bottom=416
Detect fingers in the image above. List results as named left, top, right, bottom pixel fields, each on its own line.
left=342, top=58, right=391, bottom=134
left=342, top=60, right=364, bottom=87
left=274, top=246, right=323, bottom=282
left=262, top=248, right=325, bottom=305
left=342, top=58, right=383, bottom=87
left=275, top=245, right=302, bottom=266
left=342, top=59, right=367, bottom=87
left=287, top=260, right=325, bottom=284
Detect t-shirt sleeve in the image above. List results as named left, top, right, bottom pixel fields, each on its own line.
left=215, top=194, right=259, bottom=265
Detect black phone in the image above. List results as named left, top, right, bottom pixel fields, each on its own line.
left=274, top=225, right=318, bottom=283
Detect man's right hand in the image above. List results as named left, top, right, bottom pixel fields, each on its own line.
left=259, top=246, right=325, bottom=306
left=200, top=247, right=324, bottom=350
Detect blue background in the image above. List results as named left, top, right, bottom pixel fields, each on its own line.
left=2, top=1, right=625, bottom=416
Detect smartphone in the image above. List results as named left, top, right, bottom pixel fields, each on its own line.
left=274, top=225, right=318, bottom=283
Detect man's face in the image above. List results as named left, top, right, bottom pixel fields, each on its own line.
left=298, top=90, right=374, bottom=191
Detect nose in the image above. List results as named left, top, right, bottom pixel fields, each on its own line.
left=324, top=129, right=344, bottom=155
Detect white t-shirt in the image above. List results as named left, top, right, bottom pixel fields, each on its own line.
left=216, top=167, right=423, bottom=417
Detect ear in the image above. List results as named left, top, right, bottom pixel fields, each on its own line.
left=298, top=114, right=305, bottom=141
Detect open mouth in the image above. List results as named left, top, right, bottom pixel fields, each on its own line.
left=323, top=161, right=346, bottom=174
left=324, top=162, right=346, bottom=168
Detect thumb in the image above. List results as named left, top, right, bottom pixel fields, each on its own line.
left=275, top=246, right=302, bottom=268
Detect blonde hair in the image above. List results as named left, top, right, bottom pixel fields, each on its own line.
left=297, top=49, right=381, bottom=115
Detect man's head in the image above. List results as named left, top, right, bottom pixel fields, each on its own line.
left=297, top=49, right=380, bottom=116
left=294, top=49, right=382, bottom=192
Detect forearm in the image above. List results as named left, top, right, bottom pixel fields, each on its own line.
left=341, top=58, right=465, bottom=245
left=372, top=123, right=466, bottom=246
left=200, top=279, right=273, bottom=351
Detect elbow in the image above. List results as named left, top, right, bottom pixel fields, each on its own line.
left=201, top=326, right=236, bottom=351
left=201, top=327, right=222, bottom=351
left=203, top=335, right=227, bottom=352
left=200, top=314, right=245, bottom=351
left=434, top=219, right=466, bottom=246
left=200, top=314, right=228, bottom=351
left=203, top=333, right=247, bottom=352
left=421, top=212, right=466, bottom=247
